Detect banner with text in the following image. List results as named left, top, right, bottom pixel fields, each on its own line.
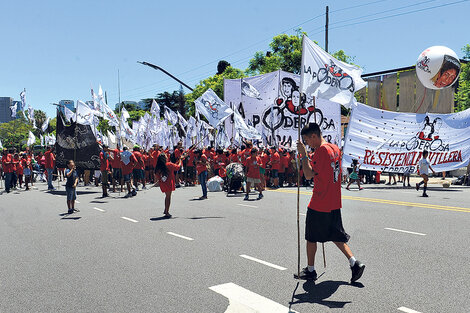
left=342, top=102, right=470, bottom=173
left=224, top=70, right=341, bottom=148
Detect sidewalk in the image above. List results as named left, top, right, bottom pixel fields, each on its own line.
left=352, top=176, right=469, bottom=189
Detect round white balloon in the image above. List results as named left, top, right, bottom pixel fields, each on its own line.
left=416, top=46, right=461, bottom=90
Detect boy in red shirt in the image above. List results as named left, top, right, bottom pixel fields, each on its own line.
left=44, top=146, right=56, bottom=190
left=110, top=146, right=123, bottom=193
left=132, top=146, right=146, bottom=190
left=120, top=146, right=137, bottom=198
left=270, top=148, right=281, bottom=188
left=244, top=148, right=263, bottom=201
left=194, top=149, right=208, bottom=199
left=296, top=122, right=365, bottom=282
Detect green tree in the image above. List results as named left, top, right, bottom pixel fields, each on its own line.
left=0, top=115, right=36, bottom=149
left=455, top=44, right=470, bottom=112
left=185, top=66, right=245, bottom=117
left=247, top=29, right=355, bottom=75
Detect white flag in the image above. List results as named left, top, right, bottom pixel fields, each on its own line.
left=150, top=100, right=160, bottom=117
left=41, top=117, right=50, bottom=132
left=0, top=138, right=3, bottom=149
left=241, top=79, right=262, bottom=100
left=103, top=104, right=119, bottom=127
left=164, top=106, right=179, bottom=125
left=121, top=107, right=130, bottom=120
left=177, top=111, right=188, bottom=128
left=107, top=130, right=116, bottom=144
left=28, top=106, right=34, bottom=122
left=27, top=131, right=36, bottom=146
left=20, top=89, right=26, bottom=111
left=300, top=35, right=366, bottom=108
left=233, top=110, right=261, bottom=140
left=40, top=134, right=44, bottom=146
left=64, top=106, right=76, bottom=122
left=194, top=88, right=233, bottom=128
left=76, top=100, right=95, bottom=125
left=10, top=104, right=17, bottom=117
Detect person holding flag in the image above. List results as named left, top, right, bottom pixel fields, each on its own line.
left=296, top=122, right=365, bottom=282
left=154, top=152, right=182, bottom=218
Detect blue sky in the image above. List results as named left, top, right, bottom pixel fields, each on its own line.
left=1, top=0, right=469, bottom=117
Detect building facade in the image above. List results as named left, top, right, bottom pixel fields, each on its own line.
left=0, top=97, right=17, bottom=123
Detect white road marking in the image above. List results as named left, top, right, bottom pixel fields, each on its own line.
left=237, top=204, right=258, bottom=208
left=299, top=213, right=306, bottom=216
left=167, top=232, right=194, bottom=241
left=121, top=216, right=138, bottom=223
left=209, top=282, right=297, bottom=313
left=239, top=254, right=287, bottom=271
left=93, top=207, right=105, bottom=212
left=398, top=307, right=422, bottom=313
left=385, top=228, right=426, bottom=236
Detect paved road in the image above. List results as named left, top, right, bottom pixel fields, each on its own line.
left=1, top=181, right=469, bottom=312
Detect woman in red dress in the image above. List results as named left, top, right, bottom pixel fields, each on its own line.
left=154, top=153, right=181, bottom=218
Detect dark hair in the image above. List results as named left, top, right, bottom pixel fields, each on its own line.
left=282, top=77, right=296, bottom=88
left=251, top=148, right=258, bottom=154
left=301, top=122, right=321, bottom=137
left=67, top=160, right=74, bottom=165
left=231, top=148, right=237, bottom=154
left=216, top=149, right=223, bottom=155
left=422, top=150, right=429, bottom=157
left=155, top=154, right=168, bottom=176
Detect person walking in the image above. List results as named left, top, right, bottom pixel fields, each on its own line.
left=346, top=159, right=363, bottom=191
left=65, top=160, right=79, bottom=214
left=416, top=150, right=436, bottom=197
left=154, top=153, right=182, bottom=218
left=44, top=146, right=56, bottom=190
left=296, top=122, right=365, bottom=282
left=2, top=149, right=13, bottom=193
left=99, top=145, right=111, bottom=197
left=194, top=149, right=208, bottom=200
left=243, top=148, right=263, bottom=200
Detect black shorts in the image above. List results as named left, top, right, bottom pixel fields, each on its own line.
left=305, top=208, right=350, bottom=243
left=186, top=166, right=195, bottom=179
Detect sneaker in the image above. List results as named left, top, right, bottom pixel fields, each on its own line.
left=408, top=184, right=411, bottom=187
left=67, top=209, right=74, bottom=214
left=142, top=186, right=147, bottom=190
left=124, top=193, right=132, bottom=198
left=132, top=190, right=137, bottom=197
left=423, top=193, right=429, bottom=197
left=385, top=182, right=391, bottom=185
left=244, top=195, right=249, bottom=201
left=416, top=183, right=420, bottom=191
left=296, top=267, right=318, bottom=281
left=199, top=195, right=207, bottom=200
left=73, top=208, right=80, bottom=213
left=135, top=186, right=140, bottom=191
left=392, top=182, right=397, bottom=185
left=258, top=193, right=264, bottom=199
left=351, top=260, right=365, bottom=283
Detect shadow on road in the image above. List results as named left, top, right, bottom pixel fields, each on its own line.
left=289, top=280, right=364, bottom=310
left=185, top=216, right=225, bottom=220
left=150, top=216, right=177, bottom=221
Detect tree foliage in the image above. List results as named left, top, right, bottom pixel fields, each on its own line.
left=0, top=114, right=37, bottom=149
left=455, top=44, right=470, bottom=112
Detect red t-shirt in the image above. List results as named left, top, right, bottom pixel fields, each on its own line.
left=156, top=162, right=181, bottom=193
left=186, top=150, right=195, bottom=167
left=260, top=153, right=269, bottom=169
left=230, top=153, right=239, bottom=163
left=100, top=151, right=110, bottom=171
left=271, top=152, right=281, bottom=171
left=44, top=151, right=55, bottom=169
left=245, top=156, right=261, bottom=179
left=308, top=143, right=342, bottom=213
left=2, top=154, right=13, bottom=173
left=174, top=149, right=182, bottom=160
left=151, top=150, right=159, bottom=168
left=15, top=157, right=23, bottom=175
left=121, top=153, right=137, bottom=175
left=195, top=154, right=208, bottom=175
left=111, top=149, right=121, bottom=169
left=281, top=155, right=290, bottom=172
left=214, top=154, right=227, bottom=170
left=133, top=151, right=145, bottom=170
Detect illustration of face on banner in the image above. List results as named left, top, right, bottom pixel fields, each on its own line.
left=224, top=70, right=341, bottom=147
left=343, top=103, right=470, bottom=173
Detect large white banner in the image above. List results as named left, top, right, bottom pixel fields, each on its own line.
left=343, top=102, right=470, bottom=173
left=224, top=70, right=342, bottom=148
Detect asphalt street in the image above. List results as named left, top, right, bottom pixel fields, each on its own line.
left=0, top=180, right=469, bottom=313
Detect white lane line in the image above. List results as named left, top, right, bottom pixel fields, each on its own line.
left=239, top=254, right=287, bottom=271
left=93, top=207, right=105, bottom=212
left=167, top=232, right=194, bottom=241
left=237, top=204, right=258, bottom=208
left=210, top=282, right=297, bottom=313
left=398, top=307, right=422, bottom=313
left=299, top=213, right=306, bottom=216
left=121, top=216, right=138, bottom=223
left=385, top=228, right=426, bottom=236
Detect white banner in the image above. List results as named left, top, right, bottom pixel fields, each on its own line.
left=343, top=102, right=470, bottom=173
left=300, top=35, right=366, bottom=108
left=224, top=70, right=342, bottom=148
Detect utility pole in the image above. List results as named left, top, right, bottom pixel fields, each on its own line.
left=138, top=61, right=194, bottom=92
left=325, top=6, right=329, bottom=53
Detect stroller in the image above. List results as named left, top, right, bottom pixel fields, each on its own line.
left=225, top=162, right=245, bottom=196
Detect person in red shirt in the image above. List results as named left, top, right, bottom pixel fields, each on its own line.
left=132, top=146, right=146, bottom=190
left=243, top=148, right=263, bottom=201
left=213, top=149, right=226, bottom=177
left=296, top=122, right=365, bottom=282
left=194, top=149, right=208, bottom=199
left=120, top=146, right=137, bottom=198
left=15, top=153, right=23, bottom=188
left=21, top=153, right=32, bottom=190
left=173, top=147, right=183, bottom=187
left=2, top=149, right=14, bottom=193
left=230, top=148, right=239, bottom=163
left=259, top=149, right=269, bottom=190
left=99, top=145, right=111, bottom=197
left=150, top=145, right=160, bottom=184
left=154, top=153, right=182, bottom=218
left=270, top=148, right=281, bottom=188
left=185, top=148, right=195, bottom=186
left=110, top=146, right=123, bottom=193
left=44, top=146, right=56, bottom=190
